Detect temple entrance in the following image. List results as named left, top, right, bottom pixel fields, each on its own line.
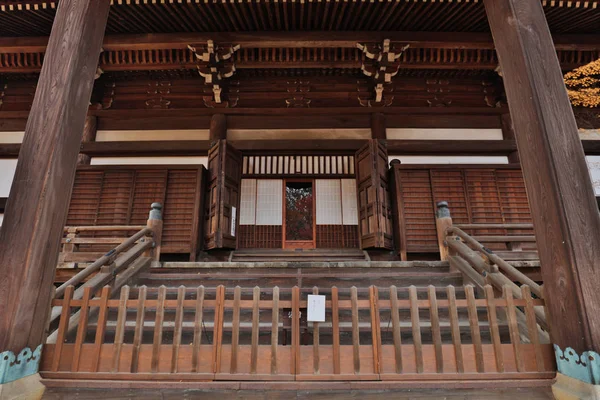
left=284, top=180, right=315, bottom=249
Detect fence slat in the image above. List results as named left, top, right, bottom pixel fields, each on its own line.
left=72, top=286, right=92, bottom=372
left=130, top=285, right=147, bottom=373
left=351, top=286, right=360, bottom=374
left=331, top=286, right=341, bottom=375
left=251, top=286, right=260, bottom=374
left=111, top=286, right=130, bottom=373
left=292, top=286, right=301, bottom=374
left=213, top=285, right=225, bottom=374
left=312, top=286, right=320, bottom=374
left=92, top=286, right=111, bottom=373
left=271, top=286, right=279, bottom=375
left=428, top=285, right=443, bottom=373
left=465, top=285, right=485, bottom=373
left=485, top=285, right=505, bottom=373
left=52, top=285, right=74, bottom=372
left=151, top=285, right=166, bottom=373
left=171, top=286, right=185, bottom=373
left=409, top=285, right=423, bottom=373
left=447, top=285, right=464, bottom=373
left=390, top=285, right=403, bottom=374
left=369, top=286, right=381, bottom=374
left=230, top=286, right=242, bottom=374
left=522, top=285, right=545, bottom=371
left=191, top=286, right=205, bottom=373
left=504, top=285, right=524, bottom=372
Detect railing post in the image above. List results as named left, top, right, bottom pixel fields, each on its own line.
left=146, top=203, right=163, bottom=261
left=435, top=201, right=453, bottom=262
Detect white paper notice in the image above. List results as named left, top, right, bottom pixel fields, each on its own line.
left=307, top=295, right=326, bottom=322
left=231, top=206, right=237, bottom=236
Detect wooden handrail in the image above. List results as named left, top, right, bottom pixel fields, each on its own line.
left=54, top=227, right=152, bottom=299
left=63, top=225, right=146, bottom=233
left=454, top=223, right=534, bottom=230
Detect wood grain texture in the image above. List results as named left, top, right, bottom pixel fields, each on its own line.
left=0, top=0, right=110, bottom=354
left=484, top=0, right=600, bottom=354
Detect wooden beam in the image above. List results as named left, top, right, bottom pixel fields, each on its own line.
left=209, top=114, right=227, bottom=142
left=77, top=116, right=97, bottom=165
left=0, top=0, right=110, bottom=357
left=1, top=32, right=600, bottom=53
left=0, top=144, right=20, bottom=158
left=80, top=141, right=211, bottom=157
left=484, top=0, right=600, bottom=361
left=387, top=140, right=517, bottom=156
left=371, top=113, right=386, bottom=140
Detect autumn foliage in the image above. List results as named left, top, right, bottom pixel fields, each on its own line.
left=564, top=59, right=600, bottom=108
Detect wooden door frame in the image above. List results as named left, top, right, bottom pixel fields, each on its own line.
left=283, top=178, right=316, bottom=249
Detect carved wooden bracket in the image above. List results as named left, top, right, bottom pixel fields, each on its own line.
left=189, top=40, right=241, bottom=107
left=356, top=39, right=409, bottom=106
left=426, top=78, right=452, bottom=107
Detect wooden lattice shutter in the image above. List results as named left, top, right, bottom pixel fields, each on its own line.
left=129, top=169, right=168, bottom=225
left=66, top=170, right=103, bottom=225
left=355, top=140, right=393, bottom=249
left=95, top=170, right=135, bottom=226
left=430, top=170, right=470, bottom=225
left=204, top=140, right=242, bottom=250
left=496, top=169, right=533, bottom=223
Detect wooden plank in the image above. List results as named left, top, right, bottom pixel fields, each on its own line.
left=351, top=286, right=360, bottom=374
left=504, top=285, right=525, bottom=372
left=428, top=286, right=444, bottom=373
left=465, top=285, right=485, bottom=373
left=331, top=286, right=341, bottom=375
left=408, top=285, right=423, bottom=374
left=130, top=285, right=147, bottom=373
left=171, top=286, right=185, bottom=373
left=522, top=285, right=545, bottom=371
left=0, top=0, right=111, bottom=355
left=212, top=285, right=225, bottom=374
left=312, top=287, right=320, bottom=374
left=484, top=0, right=600, bottom=355
left=271, top=286, right=279, bottom=375
left=485, top=285, right=504, bottom=373
left=389, top=286, right=403, bottom=374
left=250, top=286, right=260, bottom=374
left=111, top=286, right=130, bottom=373
left=51, top=286, right=74, bottom=372
left=369, top=286, right=382, bottom=374
left=91, top=286, right=110, bottom=373
left=447, top=285, right=464, bottom=373
left=230, top=286, right=242, bottom=374
left=191, top=286, right=205, bottom=373
left=151, top=286, right=166, bottom=373
left=71, top=287, right=91, bottom=372
left=292, top=286, right=301, bottom=375
left=387, top=140, right=517, bottom=156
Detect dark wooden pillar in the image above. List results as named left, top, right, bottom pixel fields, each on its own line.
left=371, top=113, right=387, bottom=140
left=209, top=114, right=227, bottom=142
left=485, top=0, right=600, bottom=387
left=0, top=0, right=110, bottom=385
left=77, top=116, right=97, bottom=165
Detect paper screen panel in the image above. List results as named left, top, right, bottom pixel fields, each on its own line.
left=341, top=179, right=359, bottom=225
left=316, top=179, right=342, bottom=225
left=239, top=179, right=257, bottom=225
left=256, top=179, right=283, bottom=226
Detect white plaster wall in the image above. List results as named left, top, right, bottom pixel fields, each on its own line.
left=586, top=156, right=600, bottom=196
left=0, top=159, right=17, bottom=197
left=386, top=128, right=503, bottom=140
left=0, top=132, right=25, bottom=143
left=388, top=156, right=509, bottom=165
left=580, top=129, right=600, bottom=140
left=96, top=130, right=210, bottom=142
left=90, top=156, right=208, bottom=166
left=227, top=129, right=371, bottom=140
left=0, top=214, right=3, bottom=226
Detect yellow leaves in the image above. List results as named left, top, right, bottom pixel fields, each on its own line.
left=565, top=59, right=600, bottom=108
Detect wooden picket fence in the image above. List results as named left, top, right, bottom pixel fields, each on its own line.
left=41, top=284, right=555, bottom=383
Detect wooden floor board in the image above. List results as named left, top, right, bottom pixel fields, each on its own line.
left=42, top=387, right=553, bottom=399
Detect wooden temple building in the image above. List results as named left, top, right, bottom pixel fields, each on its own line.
left=1, top=0, right=600, bottom=398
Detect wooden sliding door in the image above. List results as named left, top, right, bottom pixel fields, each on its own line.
left=283, top=179, right=315, bottom=249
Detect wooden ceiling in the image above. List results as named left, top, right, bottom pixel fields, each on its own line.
left=0, top=0, right=599, bottom=36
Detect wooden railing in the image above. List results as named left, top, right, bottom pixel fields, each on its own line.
left=41, top=284, right=555, bottom=383
left=47, top=204, right=164, bottom=342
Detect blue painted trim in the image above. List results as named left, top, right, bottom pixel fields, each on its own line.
left=554, top=345, right=600, bottom=385
left=0, top=345, right=42, bottom=384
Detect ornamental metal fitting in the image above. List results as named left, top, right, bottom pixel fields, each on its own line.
left=436, top=201, right=451, bottom=219
left=554, top=345, right=600, bottom=385
left=149, top=202, right=163, bottom=221
left=0, top=345, right=42, bottom=384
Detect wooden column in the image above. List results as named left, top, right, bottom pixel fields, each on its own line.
left=77, top=116, right=97, bottom=165
left=500, top=114, right=519, bottom=164
left=0, top=0, right=110, bottom=384
left=485, top=0, right=600, bottom=386
left=209, top=114, right=227, bottom=142
left=435, top=201, right=453, bottom=263
left=371, top=113, right=387, bottom=140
